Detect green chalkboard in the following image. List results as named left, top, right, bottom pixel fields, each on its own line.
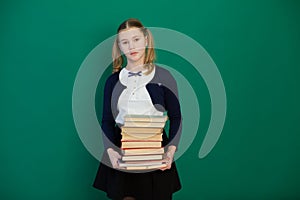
left=1, top=0, right=299, bottom=199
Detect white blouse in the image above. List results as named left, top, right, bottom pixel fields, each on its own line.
left=115, top=67, right=163, bottom=125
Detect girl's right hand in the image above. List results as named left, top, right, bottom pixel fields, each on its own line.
left=107, top=148, right=121, bottom=168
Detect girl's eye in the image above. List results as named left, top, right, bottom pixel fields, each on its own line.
left=134, top=38, right=140, bottom=42
left=122, top=41, right=128, bottom=45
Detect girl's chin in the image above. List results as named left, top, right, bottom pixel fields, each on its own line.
left=126, top=55, right=143, bottom=61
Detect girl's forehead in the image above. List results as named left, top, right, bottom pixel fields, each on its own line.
left=118, top=27, right=143, bottom=39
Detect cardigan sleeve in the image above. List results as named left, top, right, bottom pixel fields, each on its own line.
left=162, top=71, right=182, bottom=150
left=101, top=74, right=118, bottom=150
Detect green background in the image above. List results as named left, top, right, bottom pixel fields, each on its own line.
left=1, top=0, right=300, bottom=199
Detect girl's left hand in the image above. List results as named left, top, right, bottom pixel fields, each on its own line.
left=160, top=146, right=176, bottom=171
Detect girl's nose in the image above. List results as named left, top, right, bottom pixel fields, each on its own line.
left=128, top=41, right=135, bottom=49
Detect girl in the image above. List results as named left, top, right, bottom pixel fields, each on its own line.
left=93, top=18, right=182, bottom=200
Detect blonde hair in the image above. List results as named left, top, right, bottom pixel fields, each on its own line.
left=112, top=18, right=156, bottom=74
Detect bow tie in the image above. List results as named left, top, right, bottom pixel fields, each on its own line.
left=128, top=71, right=142, bottom=77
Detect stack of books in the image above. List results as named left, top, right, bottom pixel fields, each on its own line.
left=118, top=115, right=168, bottom=170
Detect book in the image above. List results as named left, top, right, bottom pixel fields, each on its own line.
left=121, top=141, right=161, bottom=149
left=124, top=121, right=166, bottom=128
left=121, top=127, right=163, bottom=134
left=121, top=147, right=164, bottom=155
left=122, top=154, right=164, bottom=161
left=118, top=159, right=166, bottom=167
left=124, top=115, right=168, bottom=123
left=121, top=163, right=167, bottom=170
left=121, top=133, right=163, bottom=141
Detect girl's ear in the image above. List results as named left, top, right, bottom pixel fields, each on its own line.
left=118, top=42, right=123, bottom=53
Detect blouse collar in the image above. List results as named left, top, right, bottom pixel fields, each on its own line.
left=119, top=66, right=156, bottom=87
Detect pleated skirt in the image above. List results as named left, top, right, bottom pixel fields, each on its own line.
left=93, top=152, right=181, bottom=200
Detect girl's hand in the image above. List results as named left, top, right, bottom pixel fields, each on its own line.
left=107, top=148, right=121, bottom=169
left=160, top=146, right=176, bottom=171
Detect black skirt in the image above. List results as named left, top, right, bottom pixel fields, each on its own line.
left=92, top=151, right=182, bottom=200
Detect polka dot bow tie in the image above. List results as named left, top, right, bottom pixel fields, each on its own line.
left=128, top=71, right=142, bottom=77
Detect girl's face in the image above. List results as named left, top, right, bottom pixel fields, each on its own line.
left=118, top=27, right=148, bottom=63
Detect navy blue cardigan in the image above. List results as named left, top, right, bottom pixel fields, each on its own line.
left=101, top=65, right=182, bottom=151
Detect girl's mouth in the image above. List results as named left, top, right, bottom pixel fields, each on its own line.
left=130, top=52, right=138, bottom=55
